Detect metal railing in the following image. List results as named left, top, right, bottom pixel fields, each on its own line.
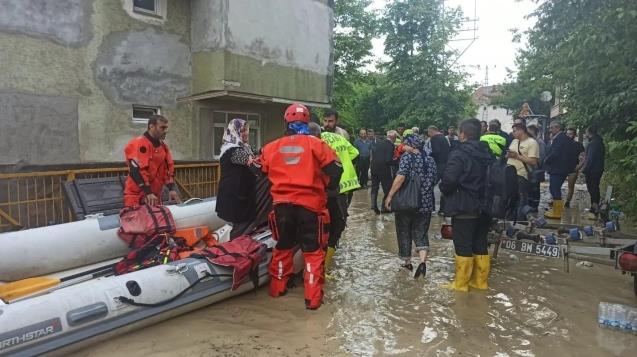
left=0, top=163, right=220, bottom=232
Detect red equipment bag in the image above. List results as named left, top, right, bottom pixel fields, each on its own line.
left=189, top=235, right=267, bottom=290
left=118, top=204, right=176, bottom=249
left=114, top=234, right=184, bottom=275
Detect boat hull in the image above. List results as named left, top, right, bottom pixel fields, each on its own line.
left=0, top=230, right=300, bottom=357
left=0, top=199, right=224, bottom=282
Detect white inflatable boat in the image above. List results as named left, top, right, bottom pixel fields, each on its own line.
left=0, top=198, right=301, bottom=356
left=0, top=198, right=225, bottom=282
left=0, top=228, right=300, bottom=357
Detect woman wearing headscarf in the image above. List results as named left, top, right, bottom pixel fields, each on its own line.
left=215, top=118, right=257, bottom=238
left=384, top=134, right=437, bottom=279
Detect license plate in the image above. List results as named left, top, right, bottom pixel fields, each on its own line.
left=500, top=238, right=562, bottom=258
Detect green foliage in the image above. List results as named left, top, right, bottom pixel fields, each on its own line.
left=499, top=0, right=637, bottom=214
left=331, top=0, right=475, bottom=133
left=606, top=121, right=637, bottom=214
left=379, top=0, right=474, bottom=130
left=331, top=0, right=379, bottom=130
left=498, top=0, right=637, bottom=133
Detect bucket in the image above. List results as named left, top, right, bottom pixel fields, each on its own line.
left=534, top=217, right=548, bottom=228
left=505, top=225, right=517, bottom=238
left=544, top=233, right=557, bottom=245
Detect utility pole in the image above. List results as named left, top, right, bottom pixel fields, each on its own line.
left=480, top=65, right=493, bottom=121
left=445, top=0, right=479, bottom=66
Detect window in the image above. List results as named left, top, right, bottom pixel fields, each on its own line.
left=132, top=105, right=161, bottom=125
left=210, top=111, right=261, bottom=159
left=133, top=0, right=160, bottom=17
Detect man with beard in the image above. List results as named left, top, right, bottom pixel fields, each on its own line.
left=123, top=115, right=181, bottom=207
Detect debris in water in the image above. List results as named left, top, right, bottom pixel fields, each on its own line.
left=421, top=327, right=438, bottom=344
left=576, top=261, right=594, bottom=268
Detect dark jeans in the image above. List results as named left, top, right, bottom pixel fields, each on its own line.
left=371, top=173, right=392, bottom=210
left=586, top=172, right=603, bottom=208
left=549, top=174, right=568, bottom=200
left=356, top=157, right=370, bottom=187
left=516, top=176, right=530, bottom=221
left=451, top=214, right=491, bottom=257
left=272, top=204, right=321, bottom=252
left=528, top=181, right=541, bottom=210
left=395, top=211, right=431, bottom=259
left=327, top=194, right=348, bottom=248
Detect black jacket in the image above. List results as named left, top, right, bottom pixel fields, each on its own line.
left=440, top=140, right=493, bottom=216
left=371, top=138, right=395, bottom=176
left=215, top=147, right=256, bottom=224
left=545, top=132, right=574, bottom=175
left=498, top=130, right=513, bottom=147
left=583, top=134, right=605, bottom=176
left=430, top=133, right=451, bottom=176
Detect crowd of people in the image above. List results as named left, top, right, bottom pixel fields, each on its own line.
left=123, top=105, right=606, bottom=309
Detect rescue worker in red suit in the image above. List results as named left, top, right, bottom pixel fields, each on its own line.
left=259, top=103, right=343, bottom=310
left=123, top=115, right=182, bottom=207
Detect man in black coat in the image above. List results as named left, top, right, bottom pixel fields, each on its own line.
left=491, top=119, right=512, bottom=147
left=370, top=131, right=397, bottom=214
left=544, top=121, right=573, bottom=219
left=427, top=125, right=451, bottom=215
left=440, top=119, right=493, bottom=292
left=582, top=125, right=605, bottom=217
left=427, top=126, right=451, bottom=177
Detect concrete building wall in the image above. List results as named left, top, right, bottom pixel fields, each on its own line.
left=191, top=0, right=333, bottom=102
left=195, top=99, right=286, bottom=160
left=0, top=0, right=193, bottom=165
left=477, top=105, right=513, bottom=133
left=0, top=0, right=333, bottom=165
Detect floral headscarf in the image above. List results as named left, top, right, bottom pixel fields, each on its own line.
left=402, top=134, right=425, bottom=151
left=220, top=118, right=252, bottom=158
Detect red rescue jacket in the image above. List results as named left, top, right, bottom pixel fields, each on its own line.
left=260, top=135, right=337, bottom=212
left=124, top=133, right=175, bottom=206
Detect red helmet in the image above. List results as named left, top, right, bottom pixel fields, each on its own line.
left=284, top=103, right=310, bottom=123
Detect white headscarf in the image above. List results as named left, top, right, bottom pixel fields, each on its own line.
left=219, top=118, right=253, bottom=159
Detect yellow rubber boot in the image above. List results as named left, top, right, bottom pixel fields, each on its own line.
left=442, top=256, right=474, bottom=292
left=325, top=247, right=336, bottom=268
left=469, top=255, right=490, bottom=290
left=324, top=247, right=336, bottom=279
left=544, top=199, right=563, bottom=219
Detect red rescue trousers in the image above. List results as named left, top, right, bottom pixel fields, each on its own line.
left=268, top=203, right=329, bottom=309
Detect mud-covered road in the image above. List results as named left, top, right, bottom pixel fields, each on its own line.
left=73, top=187, right=637, bottom=357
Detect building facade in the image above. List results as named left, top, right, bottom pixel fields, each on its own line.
left=0, top=0, right=334, bottom=165
left=472, top=85, right=513, bottom=133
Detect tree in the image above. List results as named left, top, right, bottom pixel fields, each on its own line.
left=498, top=0, right=637, bottom=134
left=378, top=0, right=475, bottom=130
left=331, top=0, right=379, bottom=130
left=499, top=0, right=637, bottom=212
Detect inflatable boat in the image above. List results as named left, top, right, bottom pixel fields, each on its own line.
left=0, top=192, right=301, bottom=356
left=0, top=198, right=225, bottom=282
left=0, top=228, right=299, bottom=357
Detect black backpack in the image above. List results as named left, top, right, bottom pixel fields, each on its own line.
left=483, top=158, right=519, bottom=219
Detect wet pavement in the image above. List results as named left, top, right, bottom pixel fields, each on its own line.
left=73, top=186, right=637, bottom=357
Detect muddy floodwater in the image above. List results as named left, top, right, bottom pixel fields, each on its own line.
left=73, top=187, right=637, bottom=357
